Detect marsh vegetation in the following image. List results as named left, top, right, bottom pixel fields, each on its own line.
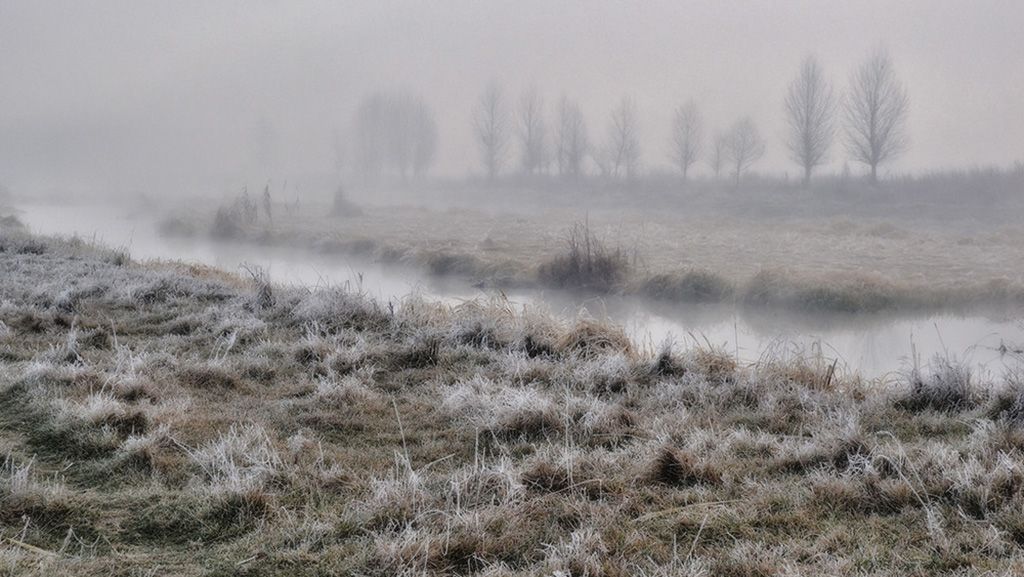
left=3, top=3, right=1023, bottom=575
left=2, top=226, right=1024, bottom=575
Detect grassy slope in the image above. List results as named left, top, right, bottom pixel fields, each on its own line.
left=2, top=228, right=1024, bottom=575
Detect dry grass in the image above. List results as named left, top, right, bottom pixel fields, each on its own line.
left=537, top=221, right=631, bottom=293
left=155, top=192, right=1024, bottom=313
left=3, top=229, right=1024, bottom=574
left=640, top=270, right=733, bottom=303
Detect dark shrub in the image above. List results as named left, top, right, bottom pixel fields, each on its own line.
left=897, top=357, right=975, bottom=412
left=538, top=221, right=630, bottom=293
left=642, top=270, right=733, bottom=303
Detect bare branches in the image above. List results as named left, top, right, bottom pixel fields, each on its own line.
left=843, top=49, right=909, bottom=183
left=725, top=118, right=765, bottom=186
left=473, top=81, right=512, bottom=180
left=606, top=96, right=641, bottom=180
left=352, top=91, right=436, bottom=184
left=670, top=100, right=703, bottom=181
left=709, top=132, right=728, bottom=180
left=555, top=97, right=589, bottom=179
left=517, top=87, right=549, bottom=175
left=784, top=55, right=836, bottom=186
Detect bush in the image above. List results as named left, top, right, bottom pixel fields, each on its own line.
left=537, top=221, right=630, bottom=293
left=743, top=270, right=897, bottom=313
left=641, top=270, right=733, bottom=303
left=210, top=191, right=260, bottom=239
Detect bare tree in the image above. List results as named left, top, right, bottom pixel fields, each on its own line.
left=669, top=99, right=702, bottom=181
left=725, top=117, right=765, bottom=186
left=517, top=86, right=548, bottom=175
left=843, top=49, right=909, bottom=184
left=353, top=93, right=387, bottom=184
left=555, top=96, right=588, bottom=179
left=606, top=96, right=641, bottom=180
left=353, top=91, right=437, bottom=183
left=591, top=146, right=613, bottom=179
left=472, top=81, right=511, bottom=180
left=784, top=55, right=836, bottom=186
left=709, top=132, right=727, bottom=180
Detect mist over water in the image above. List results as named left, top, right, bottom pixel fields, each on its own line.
left=7, top=5, right=1024, bottom=574
left=3, top=1, right=1023, bottom=378
left=6, top=5, right=1024, bottom=577
left=17, top=201, right=1024, bottom=378
left=2, top=1, right=1023, bottom=197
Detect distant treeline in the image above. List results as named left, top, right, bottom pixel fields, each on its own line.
left=339, top=49, right=983, bottom=188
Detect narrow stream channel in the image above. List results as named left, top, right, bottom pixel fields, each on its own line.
left=14, top=201, right=1024, bottom=380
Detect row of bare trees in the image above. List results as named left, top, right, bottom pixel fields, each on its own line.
left=471, top=49, right=908, bottom=186
left=784, top=50, right=909, bottom=185
left=351, top=90, right=437, bottom=184
left=472, top=83, right=769, bottom=186
left=344, top=49, right=908, bottom=187
left=669, top=107, right=766, bottom=186
left=471, top=82, right=595, bottom=181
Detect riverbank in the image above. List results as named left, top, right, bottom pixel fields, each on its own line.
left=158, top=199, right=1024, bottom=316
left=3, top=227, right=1024, bottom=574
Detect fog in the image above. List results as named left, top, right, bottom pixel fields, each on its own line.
left=17, top=201, right=1024, bottom=378
left=7, top=5, right=1024, bottom=569
left=3, top=1, right=1024, bottom=379
left=2, top=0, right=1022, bottom=197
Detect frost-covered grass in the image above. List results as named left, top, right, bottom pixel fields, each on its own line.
left=3, top=229, right=1024, bottom=575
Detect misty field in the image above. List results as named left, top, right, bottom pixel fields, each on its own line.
left=4, top=223, right=1024, bottom=576
left=160, top=178, right=1024, bottom=315
left=6, top=1, right=1024, bottom=574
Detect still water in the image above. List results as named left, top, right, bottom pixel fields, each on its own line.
left=15, top=202, right=1024, bottom=379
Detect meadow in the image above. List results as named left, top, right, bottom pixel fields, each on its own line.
left=158, top=170, right=1024, bottom=315
left=3, top=217, right=1024, bottom=575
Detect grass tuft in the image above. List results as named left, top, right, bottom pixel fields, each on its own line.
left=558, top=319, right=632, bottom=358
left=897, top=357, right=976, bottom=412
left=537, top=221, right=630, bottom=293
left=177, top=365, right=242, bottom=390
left=645, top=446, right=721, bottom=487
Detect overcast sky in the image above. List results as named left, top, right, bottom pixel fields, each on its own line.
left=1, top=0, right=1021, bottom=195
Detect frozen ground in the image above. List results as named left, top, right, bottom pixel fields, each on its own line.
left=15, top=201, right=1024, bottom=377
left=3, top=226, right=1024, bottom=574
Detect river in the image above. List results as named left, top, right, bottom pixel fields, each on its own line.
left=13, top=201, right=1024, bottom=380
